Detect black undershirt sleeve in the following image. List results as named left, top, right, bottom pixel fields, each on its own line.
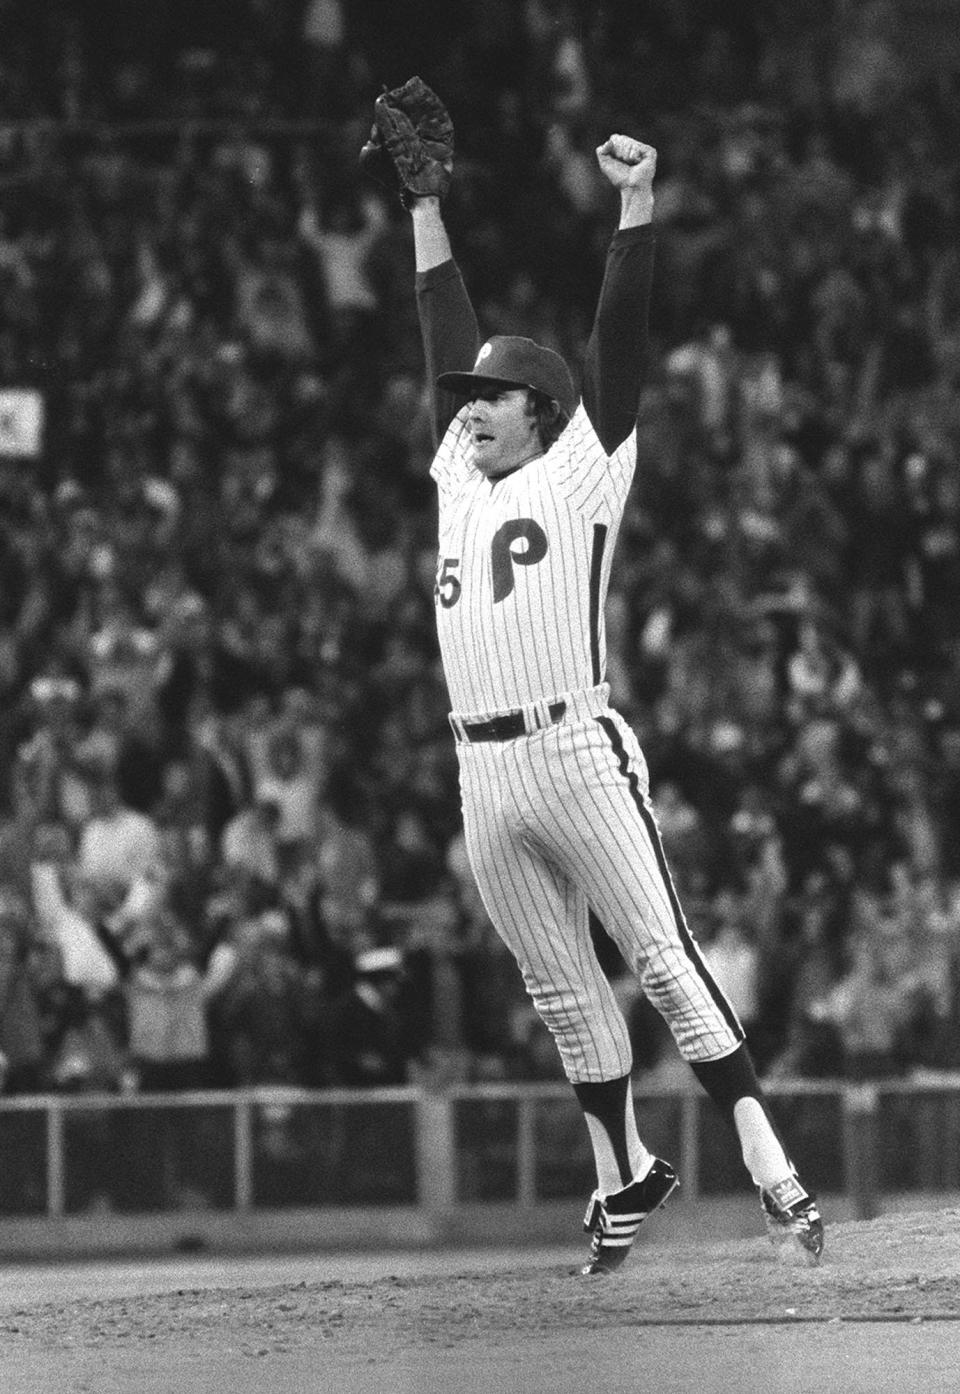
left=581, top=225, right=655, bottom=456
left=415, top=260, right=481, bottom=448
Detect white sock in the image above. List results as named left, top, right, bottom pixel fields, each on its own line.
left=733, top=1097, right=793, bottom=1190
left=584, top=1097, right=654, bottom=1198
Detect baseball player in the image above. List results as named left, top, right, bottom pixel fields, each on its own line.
left=361, top=79, right=823, bottom=1273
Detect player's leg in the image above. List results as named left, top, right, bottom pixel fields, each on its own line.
left=532, top=713, right=822, bottom=1262
left=574, top=1068, right=679, bottom=1275
left=686, top=1046, right=822, bottom=1263
left=457, top=743, right=677, bottom=1272
left=459, top=747, right=633, bottom=1083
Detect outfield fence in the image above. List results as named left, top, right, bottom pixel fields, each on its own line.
left=0, top=1075, right=958, bottom=1257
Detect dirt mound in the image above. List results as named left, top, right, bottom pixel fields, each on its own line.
left=2, top=1209, right=960, bottom=1362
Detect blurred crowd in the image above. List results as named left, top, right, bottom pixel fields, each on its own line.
left=3, top=0, right=960, bottom=1097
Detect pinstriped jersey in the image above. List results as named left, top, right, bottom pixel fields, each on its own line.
left=431, top=400, right=636, bottom=715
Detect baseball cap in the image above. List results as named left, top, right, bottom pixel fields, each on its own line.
left=437, top=337, right=577, bottom=421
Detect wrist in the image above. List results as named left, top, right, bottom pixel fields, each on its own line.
left=410, top=196, right=443, bottom=219
left=618, top=189, right=654, bottom=229
left=411, top=197, right=453, bottom=272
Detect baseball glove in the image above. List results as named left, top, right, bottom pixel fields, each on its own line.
left=359, top=76, right=454, bottom=207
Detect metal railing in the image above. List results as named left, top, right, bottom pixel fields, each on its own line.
left=0, top=1075, right=958, bottom=1250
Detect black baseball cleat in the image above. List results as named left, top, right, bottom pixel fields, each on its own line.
left=581, top=1157, right=679, bottom=1275
left=760, top=1175, right=824, bottom=1266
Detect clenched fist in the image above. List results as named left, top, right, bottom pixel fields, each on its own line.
left=595, top=134, right=657, bottom=189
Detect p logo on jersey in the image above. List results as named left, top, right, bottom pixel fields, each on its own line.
left=491, top=517, right=548, bottom=602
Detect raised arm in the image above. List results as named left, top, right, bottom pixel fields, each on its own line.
left=582, top=136, right=657, bottom=455
left=412, top=198, right=481, bottom=446
left=357, top=76, right=477, bottom=446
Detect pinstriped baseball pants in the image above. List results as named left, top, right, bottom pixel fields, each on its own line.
left=456, top=703, right=744, bottom=1083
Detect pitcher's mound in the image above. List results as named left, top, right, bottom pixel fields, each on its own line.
left=3, top=1208, right=960, bottom=1362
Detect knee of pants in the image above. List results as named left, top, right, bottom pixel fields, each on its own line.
left=640, top=959, right=719, bottom=1033
left=527, top=982, right=633, bottom=1079
left=638, top=960, right=696, bottom=1018
left=639, top=959, right=741, bottom=1061
left=528, top=982, right=587, bottom=1038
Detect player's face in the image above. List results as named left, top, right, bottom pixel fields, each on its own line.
left=468, top=387, right=542, bottom=480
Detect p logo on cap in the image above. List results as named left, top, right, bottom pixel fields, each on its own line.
left=437, top=335, right=577, bottom=421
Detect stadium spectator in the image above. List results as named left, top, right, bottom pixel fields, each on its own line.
left=29, top=822, right=119, bottom=999
left=220, top=795, right=282, bottom=887
left=0, top=886, right=56, bottom=1094
left=75, top=763, right=163, bottom=899
left=116, top=908, right=210, bottom=1091
left=322, top=945, right=424, bottom=1087
left=206, top=908, right=322, bottom=1085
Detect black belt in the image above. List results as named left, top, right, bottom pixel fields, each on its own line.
left=459, top=700, right=567, bottom=743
